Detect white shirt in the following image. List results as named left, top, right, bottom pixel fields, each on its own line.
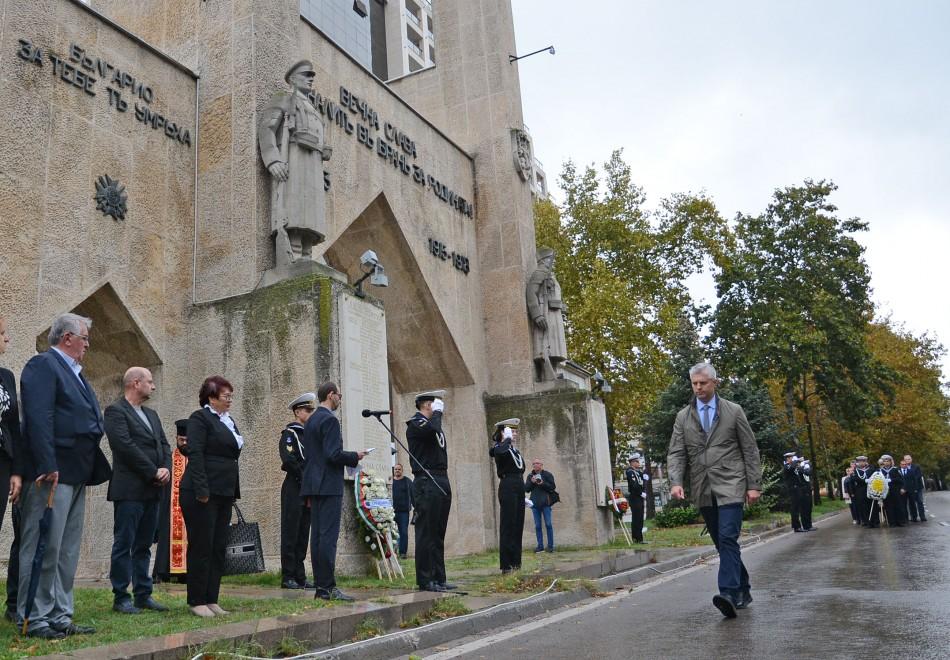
left=204, top=404, right=244, bottom=449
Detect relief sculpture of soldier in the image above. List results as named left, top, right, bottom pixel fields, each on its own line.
left=258, top=59, right=332, bottom=266
left=525, top=247, right=567, bottom=381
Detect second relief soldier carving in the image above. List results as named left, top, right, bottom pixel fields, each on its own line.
left=526, top=247, right=567, bottom=381
left=258, top=59, right=332, bottom=266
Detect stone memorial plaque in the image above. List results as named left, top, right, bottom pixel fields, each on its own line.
left=339, top=293, right=390, bottom=477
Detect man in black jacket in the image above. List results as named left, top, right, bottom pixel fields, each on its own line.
left=525, top=459, right=557, bottom=552
left=782, top=451, right=814, bottom=532
left=902, top=454, right=927, bottom=522
left=104, top=367, right=172, bottom=614
left=878, top=454, right=905, bottom=527
left=391, top=463, right=413, bottom=559
left=301, top=382, right=366, bottom=601
left=279, top=392, right=316, bottom=589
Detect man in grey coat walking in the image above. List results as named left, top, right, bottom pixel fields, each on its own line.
left=667, top=362, right=762, bottom=619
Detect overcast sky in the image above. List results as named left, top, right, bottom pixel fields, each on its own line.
left=511, top=0, right=950, bottom=380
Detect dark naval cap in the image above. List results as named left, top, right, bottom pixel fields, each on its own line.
left=284, top=59, right=316, bottom=83
left=414, top=390, right=446, bottom=405
left=288, top=392, right=316, bottom=411
left=494, top=418, right=520, bottom=429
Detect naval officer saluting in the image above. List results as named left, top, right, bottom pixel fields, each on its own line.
left=489, top=418, right=526, bottom=572
left=407, top=390, right=455, bottom=592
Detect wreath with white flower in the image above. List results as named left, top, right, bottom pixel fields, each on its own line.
left=355, top=468, right=404, bottom=580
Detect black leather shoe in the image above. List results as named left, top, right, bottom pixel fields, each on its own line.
left=281, top=579, right=303, bottom=590
left=440, top=582, right=458, bottom=590
left=712, top=593, right=737, bottom=618
left=135, top=597, right=168, bottom=612
left=804, top=527, right=817, bottom=532
left=420, top=582, right=449, bottom=592
left=4, top=609, right=18, bottom=623
left=793, top=529, right=806, bottom=533
left=735, top=590, right=753, bottom=610
left=533, top=547, right=544, bottom=553
left=113, top=601, right=142, bottom=614
left=316, top=587, right=355, bottom=601
left=27, top=627, right=66, bottom=640
left=56, top=622, right=96, bottom=635
left=302, top=580, right=315, bottom=589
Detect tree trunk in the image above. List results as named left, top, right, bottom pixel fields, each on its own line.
left=801, top=377, right=821, bottom=505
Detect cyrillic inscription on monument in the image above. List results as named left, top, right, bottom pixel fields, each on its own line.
left=339, top=294, right=390, bottom=477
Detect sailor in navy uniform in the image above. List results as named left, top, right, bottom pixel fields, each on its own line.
left=624, top=454, right=647, bottom=543
left=782, top=451, right=814, bottom=532
left=489, top=418, right=526, bottom=572
left=407, top=390, right=455, bottom=592
left=878, top=454, right=905, bottom=527
left=279, top=392, right=316, bottom=589
left=849, top=455, right=875, bottom=527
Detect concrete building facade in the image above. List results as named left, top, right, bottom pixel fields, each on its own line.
left=0, top=0, right=611, bottom=577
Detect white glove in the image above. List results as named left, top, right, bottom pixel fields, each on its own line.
left=641, top=493, right=647, bottom=499
left=502, top=427, right=513, bottom=440
left=643, top=475, right=650, bottom=481
left=431, top=398, right=445, bottom=413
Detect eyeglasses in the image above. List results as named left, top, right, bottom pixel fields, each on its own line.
left=68, top=332, right=90, bottom=344
left=218, top=393, right=234, bottom=401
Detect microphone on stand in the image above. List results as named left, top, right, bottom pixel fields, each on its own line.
left=361, top=409, right=392, bottom=418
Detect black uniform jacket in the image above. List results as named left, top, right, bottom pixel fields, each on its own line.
left=625, top=467, right=645, bottom=500
left=279, top=422, right=306, bottom=484
left=300, top=406, right=359, bottom=497
left=489, top=439, right=525, bottom=479
left=0, top=367, right=23, bottom=473
left=180, top=407, right=242, bottom=500
left=406, top=411, right=447, bottom=475
left=104, top=397, right=172, bottom=501
left=903, top=464, right=923, bottom=493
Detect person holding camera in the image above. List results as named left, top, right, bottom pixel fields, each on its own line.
left=489, top=419, right=526, bottom=572
left=782, top=451, right=814, bottom=532
left=624, top=454, right=647, bottom=543
left=525, top=459, right=557, bottom=552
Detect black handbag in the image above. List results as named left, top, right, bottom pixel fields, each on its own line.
left=223, top=504, right=265, bottom=575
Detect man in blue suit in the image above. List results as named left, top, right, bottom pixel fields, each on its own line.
left=300, top=381, right=366, bottom=601
left=17, top=313, right=111, bottom=639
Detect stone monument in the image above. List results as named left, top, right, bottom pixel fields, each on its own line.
left=526, top=247, right=567, bottom=381
left=258, top=59, right=333, bottom=266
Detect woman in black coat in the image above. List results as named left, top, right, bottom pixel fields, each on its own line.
left=179, top=375, right=243, bottom=617
left=0, top=316, right=23, bottom=529
left=489, top=418, right=526, bottom=573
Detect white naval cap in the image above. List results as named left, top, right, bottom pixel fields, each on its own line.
left=494, top=418, right=520, bottom=429
left=288, top=392, right=316, bottom=411
left=628, top=453, right=642, bottom=462
left=414, top=390, right=446, bottom=404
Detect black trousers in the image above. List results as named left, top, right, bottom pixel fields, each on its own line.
left=497, top=474, right=525, bottom=571
left=310, top=494, right=343, bottom=592
left=629, top=498, right=644, bottom=543
left=907, top=490, right=926, bottom=521
left=179, top=489, right=232, bottom=606
left=789, top=489, right=812, bottom=530
left=413, top=474, right=452, bottom=588
left=884, top=493, right=904, bottom=526
left=1, top=454, right=20, bottom=616
left=280, top=476, right=310, bottom=582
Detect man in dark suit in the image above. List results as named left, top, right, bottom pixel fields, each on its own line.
left=300, top=382, right=366, bottom=601
left=903, top=454, right=927, bottom=522
left=104, top=367, right=172, bottom=614
left=18, top=313, right=110, bottom=639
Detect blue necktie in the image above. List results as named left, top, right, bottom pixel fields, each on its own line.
left=702, top=405, right=711, bottom=433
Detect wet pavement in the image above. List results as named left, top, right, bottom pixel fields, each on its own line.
left=415, top=492, right=950, bottom=660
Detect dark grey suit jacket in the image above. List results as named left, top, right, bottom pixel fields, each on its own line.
left=104, top=398, right=172, bottom=501
left=300, top=406, right=359, bottom=497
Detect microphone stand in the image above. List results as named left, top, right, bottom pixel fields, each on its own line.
left=366, top=413, right=448, bottom=497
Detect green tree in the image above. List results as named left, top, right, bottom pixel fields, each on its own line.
left=710, top=179, right=894, bottom=502
left=535, top=151, right=728, bottom=465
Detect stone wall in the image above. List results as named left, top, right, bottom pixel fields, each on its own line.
left=0, top=0, right=197, bottom=574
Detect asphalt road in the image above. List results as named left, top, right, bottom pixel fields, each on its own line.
left=414, top=492, right=950, bottom=660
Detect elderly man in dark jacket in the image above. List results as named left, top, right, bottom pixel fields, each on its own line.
left=104, top=367, right=172, bottom=614
left=667, top=362, right=762, bottom=619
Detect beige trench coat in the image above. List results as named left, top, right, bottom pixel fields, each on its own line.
left=666, top=396, right=762, bottom=508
